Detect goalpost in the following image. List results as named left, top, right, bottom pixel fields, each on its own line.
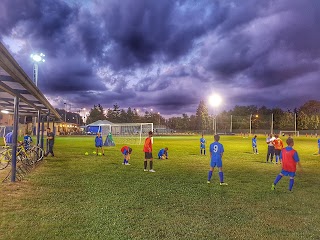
left=0, top=125, right=6, bottom=138
left=279, top=130, right=300, bottom=137
left=99, top=123, right=153, bottom=145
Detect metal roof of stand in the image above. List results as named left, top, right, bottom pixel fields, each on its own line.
left=0, top=42, right=61, bottom=119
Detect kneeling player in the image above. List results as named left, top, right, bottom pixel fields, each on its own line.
left=121, top=146, right=132, bottom=165
left=158, top=147, right=168, bottom=159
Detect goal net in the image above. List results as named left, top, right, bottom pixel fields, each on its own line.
left=279, top=131, right=299, bottom=137
left=99, top=123, right=153, bottom=145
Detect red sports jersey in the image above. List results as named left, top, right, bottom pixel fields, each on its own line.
left=143, top=137, right=152, bottom=153
left=281, top=148, right=297, bottom=172
left=273, top=138, right=284, bottom=150
left=121, top=146, right=129, bottom=154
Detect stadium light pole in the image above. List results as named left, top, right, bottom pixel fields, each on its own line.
left=30, top=53, right=45, bottom=86
left=250, top=114, right=259, bottom=135
left=209, top=94, right=222, bottom=135
left=31, top=53, right=45, bottom=145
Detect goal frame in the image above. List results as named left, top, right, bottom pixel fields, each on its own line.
left=99, top=123, right=153, bottom=144
left=279, top=130, right=300, bottom=137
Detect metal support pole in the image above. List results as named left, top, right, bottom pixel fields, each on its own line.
left=294, top=113, right=297, bottom=136
left=271, top=113, right=274, bottom=134
left=249, top=114, right=252, bottom=135
left=33, top=63, right=38, bottom=86
left=11, top=96, right=20, bottom=182
left=40, top=116, right=45, bottom=149
left=230, top=115, right=233, bottom=133
left=37, top=111, right=41, bottom=146
left=214, top=116, right=217, bottom=135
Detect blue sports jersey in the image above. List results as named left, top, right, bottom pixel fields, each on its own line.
left=5, top=132, right=13, bottom=144
left=318, top=139, right=320, bottom=148
left=209, top=142, right=224, bottom=162
left=252, top=138, right=257, bottom=147
left=95, top=136, right=103, bottom=147
left=24, top=135, right=33, bottom=149
left=158, top=148, right=168, bottom=157
left=200, top=137, right=206, bottom=148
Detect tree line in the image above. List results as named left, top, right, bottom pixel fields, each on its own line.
left=57, top=100, right=320, bottom=132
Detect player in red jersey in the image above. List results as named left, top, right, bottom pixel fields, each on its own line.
left=143, top=131, right=155, bottom=172
left=272, top=134, right=284, bottom=164
left=271, top=137, right=302, bottom=191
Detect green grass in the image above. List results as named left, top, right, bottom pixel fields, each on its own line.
left=1, top=135, right=320, bottom=240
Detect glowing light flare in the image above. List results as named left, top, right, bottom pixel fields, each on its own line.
left=209, top=94, right=222, bottom=107
left=1, top=110, right=10, bottom=114
left=30, top=53, right=45, bottom=62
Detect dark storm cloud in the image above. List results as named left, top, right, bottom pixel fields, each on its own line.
left=87, top=0, right=227, bottom=70
left=1, top=0, right=319, bottom=116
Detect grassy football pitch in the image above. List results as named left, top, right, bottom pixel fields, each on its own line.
left=1, top=135, right=320, bottom=239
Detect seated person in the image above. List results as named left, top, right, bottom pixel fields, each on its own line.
left=158, top=147, right=168, bottom=159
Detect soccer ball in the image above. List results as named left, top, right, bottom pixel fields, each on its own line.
left=93, top=151, right=96, bottom=154
left=85, top=152, right=89, bottom=156
left=98, top=153, right=102, bottom=156
left=161, top=156, right=166, bottom=160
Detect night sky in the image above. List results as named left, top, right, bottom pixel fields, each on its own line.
left=1, top=0, right=319, bottom=116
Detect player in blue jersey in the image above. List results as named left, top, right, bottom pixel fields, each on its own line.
left=200, top=134, right=206, bottom=155
left=23, top=131, right=33, bottom=150
left=158, top=147, right=168, bottom=159
left=318, top=138, right=320, bottom=155
left=207, top=135, right=228, bottom=185
left=4, top=131, right=13, bottom=146
left=252, top=135, right=258, bottom=154
left=95, top=132, right=105, bottom=156
left=121, top=146, right=132, bottom=165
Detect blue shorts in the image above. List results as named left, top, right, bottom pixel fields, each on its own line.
left=95, top=144, right=102, bottom=148
left=200, top=145, right=205, bottom=149
left=210, top=159, right=222, bottom=168
left=281, top=170, right=296, bottom=177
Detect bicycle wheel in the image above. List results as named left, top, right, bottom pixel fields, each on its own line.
left=0, top=152, right=10, bottom=170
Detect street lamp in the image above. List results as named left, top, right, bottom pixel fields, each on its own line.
left=250, top=114, right=259, bottom=135
left=209, top=94, right=222, bottom=135
left=30, top=53, right=45, bottom=86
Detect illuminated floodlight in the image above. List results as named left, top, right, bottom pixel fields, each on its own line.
left=209, top=94, right=222, bottom=107
left=30, top=53, right=45, bottom=62
left=1, top=110, right=10, bottom=114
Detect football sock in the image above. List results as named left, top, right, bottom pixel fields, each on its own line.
left=219, top=171, right=224, bottom=182
left=204, top=150, right=206, bottom=155
left=208, top=170, right=213, bottom=181
left=150, top=161, right=153, bottom=170
left=201, top=149, right=203, bottom=155
left=274, top=174, right=282, bottom=185
left=123, top=159, right=126, bottom=164
left=289, top=179, right=294, bottom=191
left=144, top=161, right=147, bottom=169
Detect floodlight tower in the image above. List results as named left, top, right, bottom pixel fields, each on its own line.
left=30, top=53, right=45, bottom=86
left=209, top=94, right=222, bottom=135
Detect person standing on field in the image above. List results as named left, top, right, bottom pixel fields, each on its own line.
left=45, top=128, right=55, bottom=157
left=252, top=135, right=258, bottom=154
left=143, top=131, right=155, bottom=172
left=266, top=134, right=275, bottom=163
left=200, top=134, right=206, bottom=155
left=207, top=135, right=228, bottom=186
left=271, top=137, right=302, bottom=191
left=272, top=134, right=284, bottom=164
